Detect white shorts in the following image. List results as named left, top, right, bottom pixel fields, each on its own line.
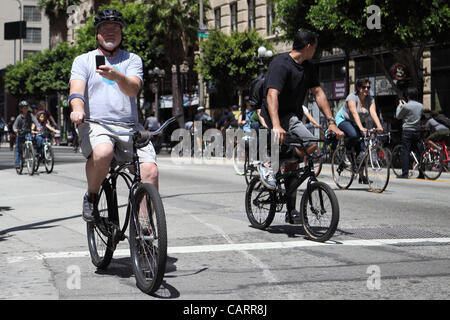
left=78, top=122, right=156, bottom=164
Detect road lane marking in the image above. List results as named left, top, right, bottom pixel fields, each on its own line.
left=7, top=237, right=450, bottom=264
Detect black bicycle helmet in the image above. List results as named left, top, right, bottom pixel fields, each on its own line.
left=94, top=8, right=126, bottom=30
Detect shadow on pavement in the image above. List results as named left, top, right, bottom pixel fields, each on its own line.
left=0, top=214, right=81, bottom=236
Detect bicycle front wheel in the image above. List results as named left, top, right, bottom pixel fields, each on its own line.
left=331, top=144, right=354, bottom=189
left=87, top=180, right=115, bottom=269
left=15, top=146, right=24, bottom=175
left=129, top=183, right=167, bottom=295
left=365, top=145, right=390, bottom=193
left=245, top=177, right=276, bottom=229
left=24, top=143, right=36, bottom=176
left=422, top=146, right=443, bottom=180
left=232, top=144, right=246, bottom=175
left=301, top=181, right=339, bottom=242
left=44, top=144, right=54, bottom=173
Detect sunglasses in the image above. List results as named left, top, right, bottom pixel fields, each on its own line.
left=362, top=86, right=371, bottom=89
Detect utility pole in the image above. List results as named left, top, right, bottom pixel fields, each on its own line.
left=198, top=0, right=204, bottom=108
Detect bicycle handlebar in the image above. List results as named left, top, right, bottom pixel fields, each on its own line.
left=84, top=113, right=182, bottom=147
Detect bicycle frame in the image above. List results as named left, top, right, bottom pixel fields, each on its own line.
left=86, top=115, right=181, bottom=243
left=276, top=142, right=322, bottom=209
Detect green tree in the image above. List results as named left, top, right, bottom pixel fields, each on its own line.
left=274, top=0, right=450, bottom=98
left=5, top=42, right=78, bottom=99
left=196, top=29, right=274, bottom=101
left=38, top=0, right=81, bottom=49
left=146, top=0, right=208, bottom=124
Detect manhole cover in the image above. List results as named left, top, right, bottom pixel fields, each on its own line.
left=336, top=226, right=447, bottom=240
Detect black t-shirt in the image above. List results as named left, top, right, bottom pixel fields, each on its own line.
left=261, top=53, right=320, bottom=128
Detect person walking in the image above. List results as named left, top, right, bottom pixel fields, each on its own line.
left=395, top=87, right=425, bottom=179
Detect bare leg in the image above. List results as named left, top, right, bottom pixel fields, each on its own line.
left=86, top=143, right=114, bottom=194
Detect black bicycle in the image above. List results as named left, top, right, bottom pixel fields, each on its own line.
left=245, top=137, right=340, bottom=242
left=85, top=115, right=179, bottom=295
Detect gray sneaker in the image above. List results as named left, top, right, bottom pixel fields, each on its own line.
left=257, top=163, right=276, bottom=190
left=82, top=193, right=98, bottom=222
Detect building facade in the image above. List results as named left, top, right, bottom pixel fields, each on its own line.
left=205, top=0, right=450, bottom=130
left=1, top=0, right=50, bottom=120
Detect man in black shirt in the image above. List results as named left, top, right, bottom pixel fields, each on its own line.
left=258, top=29, right=343, bottom=223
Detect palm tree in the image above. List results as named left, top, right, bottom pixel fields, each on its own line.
left=38, top=0, right=82, bottom=49
left=146, top=0, right=208, bottom=126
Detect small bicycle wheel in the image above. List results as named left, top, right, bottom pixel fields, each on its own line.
left=129, top=183, right=167, bottom=295
left=422, top=146, right=443, bottom=180
left=245, top=177, right=276, bottom=229
left=24, top=143, right=36, bottom=176
left=44, top=144, right=54, bottom=173
left=300, top=181, right=339, bottom=242
left=365, top=145, right=390, bottom=193
left=232, top=144, right=246, bottom=175
left=331, top=144, right=354, bottom=189
left=87, top=180, right=115, bottom=269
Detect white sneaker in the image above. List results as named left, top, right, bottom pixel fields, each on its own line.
left=257, top=163, right=277, bottom=190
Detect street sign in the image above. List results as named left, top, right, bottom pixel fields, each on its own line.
left=197, top=32, right=209, bottom=38
left=4, top=21, right=26, bottom=40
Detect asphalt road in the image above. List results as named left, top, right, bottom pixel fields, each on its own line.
left=1, top=146, right=449, bottom=300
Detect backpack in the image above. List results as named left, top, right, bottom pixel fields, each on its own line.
left=248, top=73, right=266, bottom=108
left=433, top=114, right=450, bottom=129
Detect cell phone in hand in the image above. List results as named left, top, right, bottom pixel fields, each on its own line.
left=96, top=55, right=105, bottom=69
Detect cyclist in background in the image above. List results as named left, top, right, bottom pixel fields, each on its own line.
left=69, top=8, right=157, bottom=222
left=337, top=78, right=384, bottom=183
left=422, top=110, right=450, bottom=148
left=13, top=101, right=40, bottom=169
left=32, top=111, right=60, bottom=156
left=258, top=29, right=343, bottom=223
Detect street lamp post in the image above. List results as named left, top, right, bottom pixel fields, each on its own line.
left=148, top=67, right=165, bottom=122
left=257, top=46, right=273, bottom=75
left=15, top=0, right=23, bottom=63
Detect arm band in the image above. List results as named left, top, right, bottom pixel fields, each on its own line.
left=68, top=94, right=86, bottom=105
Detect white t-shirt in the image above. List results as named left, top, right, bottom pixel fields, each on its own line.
left=70, top=49, right=143, bottom=125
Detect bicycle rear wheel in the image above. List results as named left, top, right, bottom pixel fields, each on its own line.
left=301, top=181, right=339, bottom=242
left=365, top=145, right=390, bottom=193
left=87, top=180, right=115, bottom=269
left=245, top=177, right=276, bottom=229
left=44, top=144, right=54, bottom=173
left=422, top=146, right=443, bottom=180
left=129, top=183, right=167, bottom=295
left=331, top=144, right=354, bottom=189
